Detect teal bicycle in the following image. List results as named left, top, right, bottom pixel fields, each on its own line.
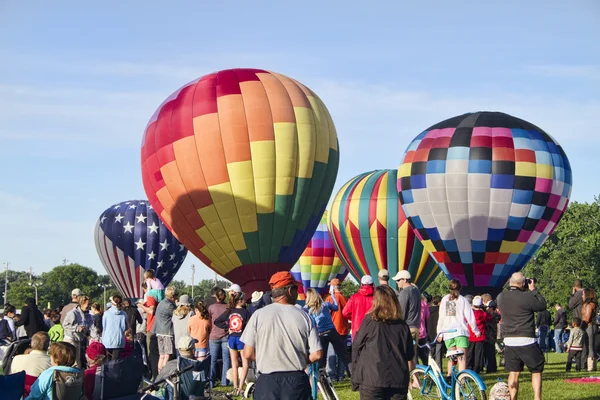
left=408, top=330, right=487, bottom=400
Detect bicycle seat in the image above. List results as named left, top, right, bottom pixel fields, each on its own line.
left=446, top=349, right=464, bottom=358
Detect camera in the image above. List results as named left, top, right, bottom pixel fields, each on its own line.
left=525, top=277, right=537, bottom=286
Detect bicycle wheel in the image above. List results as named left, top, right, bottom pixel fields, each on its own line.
left=408, top=368, right=443, bottom=399
left=454, top=371, right=487, bottom=400
left=318, top=370, right=340, bottom=400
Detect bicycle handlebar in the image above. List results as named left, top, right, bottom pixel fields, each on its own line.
left=416, top=329, right=457, bottom=349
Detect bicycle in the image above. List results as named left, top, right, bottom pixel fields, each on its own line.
left=408, top=330, right=487, bottom=400
left=309, top=362, right=340, bottom=400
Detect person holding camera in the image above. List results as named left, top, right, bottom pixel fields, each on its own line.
left=497, top=272, right=547, bottom=400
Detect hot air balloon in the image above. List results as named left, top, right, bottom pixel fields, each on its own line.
left=328, top=169, right=440, bottom=291
left=290, top=211, right=349, bottom=301
left=397, top=112, right=572, bottom=295
left=94, top=200, right=188, bottom=298
left=141, top=69, right=339, bottom=294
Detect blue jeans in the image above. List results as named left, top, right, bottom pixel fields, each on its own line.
left=538, top=326, right=549, bottom=351
left=554, top=328, right=564, bottom=353
left=210, top=336, right=231, bottom=386
left=326, top=337, right=346, bottom=380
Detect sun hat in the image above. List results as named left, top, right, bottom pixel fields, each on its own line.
left=251, top=291, right=264, bottom=303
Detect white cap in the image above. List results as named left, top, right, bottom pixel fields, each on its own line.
left=72, top=288, right=83, bottom=296
left=392, top=270, right=411, bottom=281
left=472, top=296, right=483, bottom=307
left=228, top=284, right=242, bottom=293
left=361, top=275, right=373, bottom=285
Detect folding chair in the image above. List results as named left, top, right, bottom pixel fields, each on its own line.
left=52, top=369, right=84, bottom=400
left=1, top=338, right=30, bottom=374
left=0, top=371, right=25, bottom=400
left=97, top=355, right=145, bottom=399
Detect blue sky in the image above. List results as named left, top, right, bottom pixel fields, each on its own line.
left=1, top=1, right=599, bottom=285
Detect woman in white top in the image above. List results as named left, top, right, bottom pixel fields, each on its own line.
left=436, top=279, right=481, bottom=375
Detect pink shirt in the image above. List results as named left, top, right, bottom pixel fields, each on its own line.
left=419, top=299, right=430, bottom=339
left=146, top=277, right=164, bottom=290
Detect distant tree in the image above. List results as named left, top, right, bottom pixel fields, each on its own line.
left=425, top=273, right=450, bottom=297
left=39, top=263, right=104, bottom=308
left=340, top=277, right=359, bottom=298
left=522, top=196, right=600, bottom=316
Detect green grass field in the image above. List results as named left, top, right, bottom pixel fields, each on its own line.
left=215, top=353, right=600, bottom=399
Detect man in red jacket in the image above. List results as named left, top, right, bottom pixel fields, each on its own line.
left=467, top=296, right=492, bottom=374
left=342, top=276, right=374, bottom=342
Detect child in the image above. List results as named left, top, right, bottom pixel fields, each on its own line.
left=144, top=269, right=165, bottom=302
left=27, top=341, right=81, bottom=399
left=566, top=317, right=585, bottom=372
left=188, top=300, right=211, bottom=361
left=467, top=296, right=492, bottom=374
left=215, top=292, right=251, bottom=397
left=48, top=310, right=64, bottom=342
left=90, top=303, right=103, bottom=341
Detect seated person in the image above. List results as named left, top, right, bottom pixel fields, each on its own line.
left=26, top=341, right=81, bottom=400
left=0, top=312, right=13, bottom=344
left=152, top=336, right=205, bottom=399
left=11, top=332, right=52, bottom=377
left=84, top=341, right=107, bottom=400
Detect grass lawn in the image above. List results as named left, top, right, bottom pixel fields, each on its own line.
left=215, top=353, right=600, bottom=399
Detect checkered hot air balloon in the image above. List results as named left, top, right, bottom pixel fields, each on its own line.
left=141, top=69, right=339, bottom=294
left=290, top=211, right=349, bottom=301
left=328, top=170, right=440, bottom=291
left=397, top=112, right=573, bottom=295
left=94, top=200, right=188, bottom=298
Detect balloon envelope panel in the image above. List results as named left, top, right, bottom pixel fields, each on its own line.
left=290, top=211, right=349, bottom=300
left=328, top=170, right=440, bottom=291
left=397, top=112, right=572, bottom=292
left=140, top=69, right=339, bottom=293
left=94, top=200, right=188, bottom=298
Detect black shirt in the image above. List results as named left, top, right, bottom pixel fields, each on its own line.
left=215, top=307, right=252, bottom=337
left=554, top=307, right=567, bottom=329
left=352, top=317, right=415, bottom=391
left=427, top=305, right=439, bottom=342
left=536, top=310, right=552, bottom=327
left=497, top=288, right=547, bottom=339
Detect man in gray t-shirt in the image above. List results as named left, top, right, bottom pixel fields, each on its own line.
left=393, top=270, right=421, bottom=367
left=241, top=271, right=322, bottom=400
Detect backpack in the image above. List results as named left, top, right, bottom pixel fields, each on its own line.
left=52, top=369, right=84, bottom=400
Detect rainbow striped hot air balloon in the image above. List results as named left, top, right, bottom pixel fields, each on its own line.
left=290, top=211, right=349, bottom=301
left=328, top=170, right=440, bottom=291
left=141, top=68, right=339, bottom=294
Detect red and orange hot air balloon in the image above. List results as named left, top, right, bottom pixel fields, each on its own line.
left=141, top=69, right=339, bottom=294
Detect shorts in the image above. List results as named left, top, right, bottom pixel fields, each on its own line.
left=228, top=335, right=245, bottom=351
left=504, top=343, right=545, bottom=373
left=195, top=347, right=209, bottom=358
left=445, top=336, right=469, bottom=349
left=157, top=335, right=174, bottom=355
left=254, top=371, right=310, bottom=400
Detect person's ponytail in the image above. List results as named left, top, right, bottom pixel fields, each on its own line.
left=448, top=279, right=461, bottom=301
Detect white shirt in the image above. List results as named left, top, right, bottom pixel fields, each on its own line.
left=436, top=294, right=480, bottom=340
left=10, top=350, right=51, bottom=377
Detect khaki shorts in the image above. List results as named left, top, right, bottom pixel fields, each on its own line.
left=157, top=335, right=174, bottom=355
left=410, top=327, right=420, bottom=361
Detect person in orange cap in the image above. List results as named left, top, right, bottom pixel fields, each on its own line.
left=241, top=271, right=322, bottom=400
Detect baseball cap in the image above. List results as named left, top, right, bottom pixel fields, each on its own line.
left=378, top=269, right=389, bottom=279
left=328, top=278, right=341, bottom=286
left=177, top=335, right=198, bottom=351
left=178, top=294, right=191, bottom=305
left=86, top=341, right=107, bottom=360
left=71, top=288, right=83, bottom=296
left=360, top=275, right=374, bottom=285
left=392, top=270, right=411, bottom=281
left=228, top=284, right=242, bottom=293
left=269, top=271, right=302, bottom=289
left=472, top=296, right=483, bottom=307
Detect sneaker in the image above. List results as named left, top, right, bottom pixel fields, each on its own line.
left=244, top=382, right=255, bottom=399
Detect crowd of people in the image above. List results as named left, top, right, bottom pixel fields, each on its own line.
left=0, top=267, right=597, bottom=400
